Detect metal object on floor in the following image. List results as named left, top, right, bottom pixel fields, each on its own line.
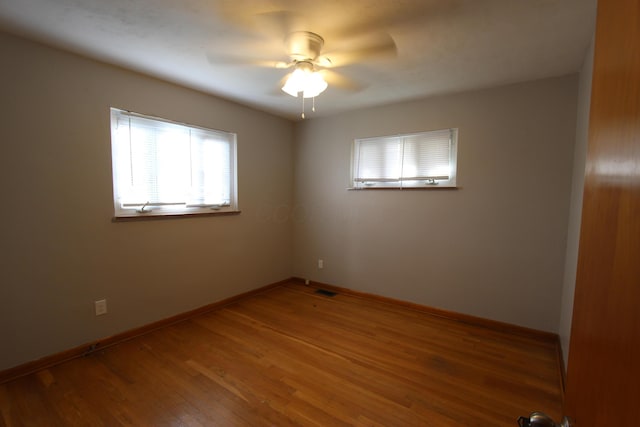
left=517, top=412, right=573, bottom=427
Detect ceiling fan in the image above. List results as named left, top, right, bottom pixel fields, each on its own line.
left=207, top=10, right=397, bottom=118
left=276, top=31, right=335, bottom=117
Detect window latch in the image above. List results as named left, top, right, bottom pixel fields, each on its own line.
left=136, top=201, right=152, bottom=213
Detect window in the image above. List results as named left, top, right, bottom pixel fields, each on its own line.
left=110, top=108, right=237, bottom=218
left=351, top=128, right=458, bottom=189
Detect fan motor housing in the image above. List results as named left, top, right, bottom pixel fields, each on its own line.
left=286, top=31, right=324, bottom=61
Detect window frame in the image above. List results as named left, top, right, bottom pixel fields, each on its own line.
left=109, top=108, right=239, bottom=219
left=350, top=128, right=458, bottom=190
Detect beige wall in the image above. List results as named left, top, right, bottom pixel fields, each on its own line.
left=292, top=75, right=578, bottom=332
left=559, top=40, right=594, bottom=367
left=0, top=32, right=293, bottom=370
left=0, top=28, right=585, bottom=371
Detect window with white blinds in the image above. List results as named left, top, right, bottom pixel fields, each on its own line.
left=351, top=128, right=458, bottom=189
left=110, top=108, right=237, bottom=217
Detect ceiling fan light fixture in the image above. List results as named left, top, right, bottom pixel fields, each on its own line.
left=303, top=72, right=328, bottom=98
left=281, top=68, right=306, bottom=97
left=281, top=62, right=328, bottom=98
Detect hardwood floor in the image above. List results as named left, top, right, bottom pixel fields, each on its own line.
left=0, top=282, right=563, bottom=426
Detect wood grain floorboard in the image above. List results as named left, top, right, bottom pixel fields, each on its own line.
left=0, top=282, right=562, bottom=426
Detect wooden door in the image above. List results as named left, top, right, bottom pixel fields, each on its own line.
left=564, top=0, right=640, bottom=425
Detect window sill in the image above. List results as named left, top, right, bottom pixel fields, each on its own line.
left=347, top=186, right=459, bottom=191
left=112, top=210, right=241, bottom=222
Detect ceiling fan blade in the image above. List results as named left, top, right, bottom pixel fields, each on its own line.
left=255, top=10, right=307, bottom=40
left=320, top=69, right=366, bottom=92
left=321, top=32, right=397, bottom=68
left=206, top=53, right=290, bottom=69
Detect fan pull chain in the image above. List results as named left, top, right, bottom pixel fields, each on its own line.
left=299, top=95, right=319, bottom=120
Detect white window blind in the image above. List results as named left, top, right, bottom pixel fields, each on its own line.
left=110, top=108, right=237, bottom=217
left=352, top=128, right=457, bottom=188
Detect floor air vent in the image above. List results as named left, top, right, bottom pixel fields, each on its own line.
left=315, top=289, right=337, bottom=297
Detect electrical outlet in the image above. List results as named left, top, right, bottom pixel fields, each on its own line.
left=95, top=299, right=107, bottom=316
left=318, top=259, right=324, bottom=269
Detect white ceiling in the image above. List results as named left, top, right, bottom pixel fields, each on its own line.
left=0, top=0, right=597, bottom=121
